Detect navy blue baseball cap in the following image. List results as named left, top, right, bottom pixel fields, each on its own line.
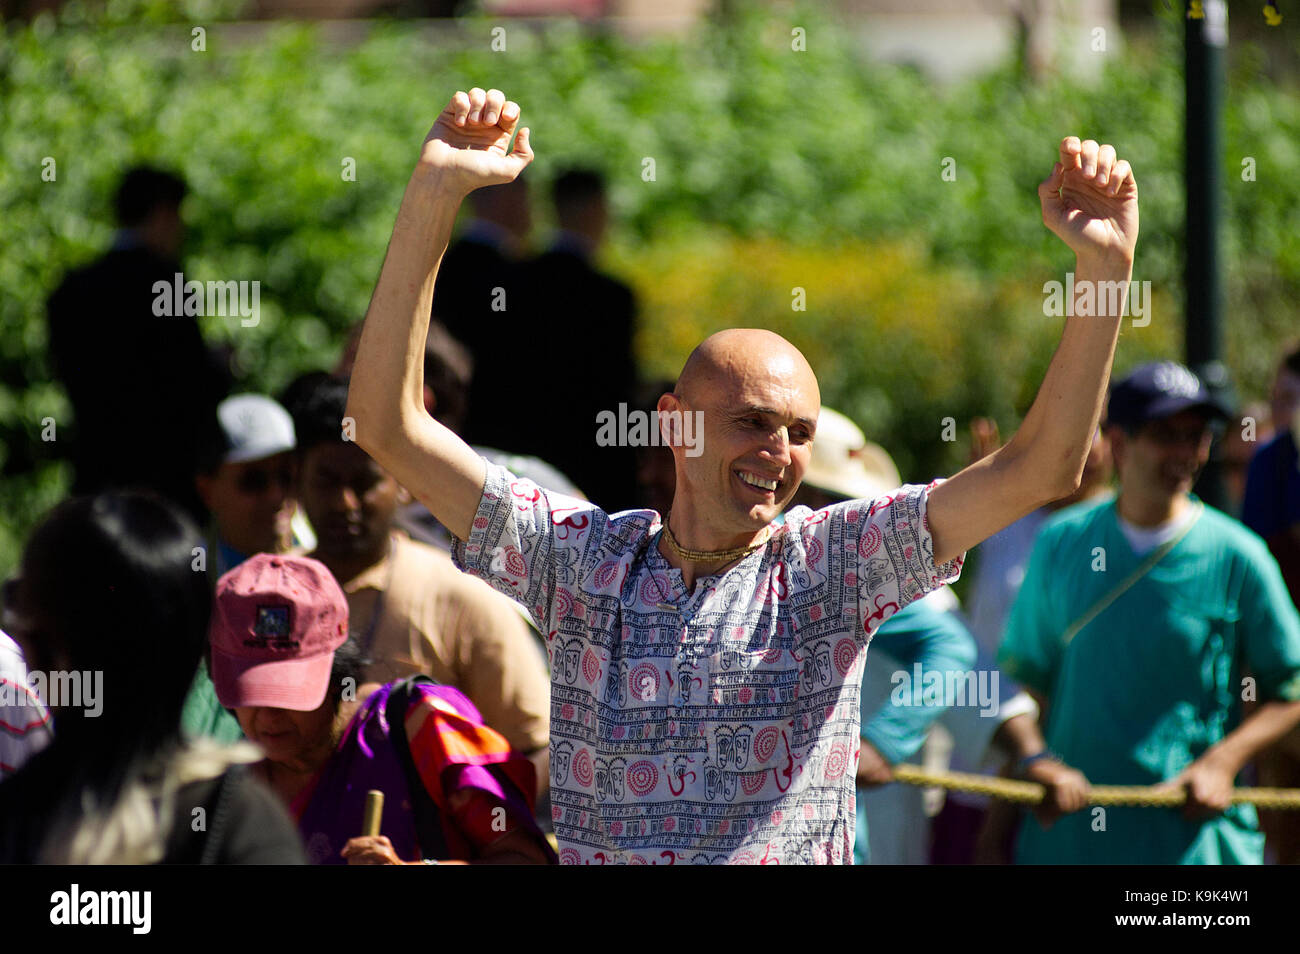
left=1106, top=361, right=1231, bottom=432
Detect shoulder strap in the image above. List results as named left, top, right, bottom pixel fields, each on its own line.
left=1062, top=501, right=1204, bottom=645
left=385, top=675, right=449, bottom=861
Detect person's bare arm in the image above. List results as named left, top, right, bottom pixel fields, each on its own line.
left=347, top=88, right=534, bottom=541
left=928, top=137, right=1138, bottom=565
left=1024, top=686, right=1049, bottom=726
left=341, top=826, right=551, bottom=865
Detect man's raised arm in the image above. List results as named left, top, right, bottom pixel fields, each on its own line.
left=346, top=88, right=533, bottom=541
left=927, top=136, right=1139, bottom=565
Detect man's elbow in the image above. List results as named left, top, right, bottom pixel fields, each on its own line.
left=1004, top=441, right=1081, bottom=510
left=1049, top=465, right=1084, bottom=503
left=1031, top=447, right=1085, bottom=508
left=344, top=390, right=387, bottom=455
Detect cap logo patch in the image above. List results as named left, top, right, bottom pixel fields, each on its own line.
left=1153, top=362, right=1200, bottom=399
left=246, top=604, right=297, bottom=650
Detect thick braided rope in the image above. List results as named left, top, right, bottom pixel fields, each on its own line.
left=892, top=763, right=1300, bottom=810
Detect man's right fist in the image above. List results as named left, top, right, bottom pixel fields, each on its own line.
left=418, top=87, right=533, bottom=194
left=1025, top=757, right=1091, bottom=829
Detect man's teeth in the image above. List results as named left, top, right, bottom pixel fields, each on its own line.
left=740, top=472, right=779, bottom=491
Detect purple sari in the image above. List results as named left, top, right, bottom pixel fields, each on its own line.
left=292, top=679, right=536, bottom=865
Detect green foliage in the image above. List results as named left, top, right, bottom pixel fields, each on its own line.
left=0, top=4, right=1297, bottom=573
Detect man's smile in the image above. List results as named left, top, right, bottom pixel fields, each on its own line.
left=736, top=469, right=783, bottom=496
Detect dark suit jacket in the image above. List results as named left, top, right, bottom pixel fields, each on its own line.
left=46, top=245, right=230, bottom=521
left=513, top=247, right=639, bottom=511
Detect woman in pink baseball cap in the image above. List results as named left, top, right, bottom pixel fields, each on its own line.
left=209, top=552, right=553, bottom=864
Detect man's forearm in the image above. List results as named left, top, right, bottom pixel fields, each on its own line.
left=1000, top=254, right=1132, bottom=500
left=993, top=710, right=1049, bottom=762
left=1202, top=698, right=1300, bottom=776
left=349, top=168, right=463, bottom=435
left=346, top=89, right=531, bottom=542
left=347, top=168, right=490, bottom=540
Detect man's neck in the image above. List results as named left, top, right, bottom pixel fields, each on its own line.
left=311, top=538, right=392, bottom=585
left=658, top=505, right=768, bottom=593
left=1115, top=490, right=1189, bottom=529
left=656, top=533, right=747, bottom=594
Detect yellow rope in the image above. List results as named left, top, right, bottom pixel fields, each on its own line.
left=891, top=763, right=1300, bottom=810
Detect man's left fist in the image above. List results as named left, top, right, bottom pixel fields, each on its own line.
left=1038, top=137, right=1138, bottom=269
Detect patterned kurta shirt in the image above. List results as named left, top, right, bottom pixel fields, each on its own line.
left=453, top=462, right=964, bottom=864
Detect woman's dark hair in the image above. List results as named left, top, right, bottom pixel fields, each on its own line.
left=19, top=491, right=210, bottom=764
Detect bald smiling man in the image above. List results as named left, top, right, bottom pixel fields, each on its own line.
left=348, top=88, right=1139, bottom=864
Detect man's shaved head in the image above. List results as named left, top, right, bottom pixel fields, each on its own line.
left=676, top=329, right=819, bottom=410
left=659, top=329, right=821, bottom=549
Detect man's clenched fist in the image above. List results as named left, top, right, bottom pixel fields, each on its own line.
left=1038, top=136, right=1138, bottom=270
left=418, top=87, right=534, bottom=195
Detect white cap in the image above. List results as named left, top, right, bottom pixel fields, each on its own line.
left=217, top=394, right=296, bottom=464
left=802, top=406, right=900, bottom=501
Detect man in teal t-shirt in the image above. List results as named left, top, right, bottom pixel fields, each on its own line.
left=1000, top=361, right=1300, bottom=864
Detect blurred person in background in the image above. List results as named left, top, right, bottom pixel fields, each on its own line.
left=1241, top=343, right=1300, bottom=863
left=184, top=393, right=303, bottom=744
left=46, top=166, right=231, bottom=525
left=209, top=553, right=552, bottom=865
left=950, top=413, right=1111, bottom=862
left=0, top=493, right=303, bottom=863
left=964, top=417, right=1113, bottom=659
left=1243, top=344, right=1300, bottom=599
left=0, top=628, right=51, bottom=780
left=290, top=375, right=552, bottom=791
left=195, top=394, right=299, bottom=578
left=1000, top=361, right=1300, bottom=864
left=513, top=168, right=640, bottom=512
left=1221, top=400, right=1272, bottom=518
left=431, top=176, right=534, bottom=455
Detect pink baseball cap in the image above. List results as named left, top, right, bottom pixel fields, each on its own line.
left=209, top=553, right=350, bottom=712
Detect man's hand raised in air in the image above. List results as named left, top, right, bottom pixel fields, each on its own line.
left=927, top=138, right=1138, bottom=567
left=347, top=87, right=533, bottom=543
left=418, top=88, right=534, bottom=195
left=1038, top=136, right=1138, bottom=270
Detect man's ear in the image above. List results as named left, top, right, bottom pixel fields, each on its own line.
left=656, top=392, right=683, bottom=448
left=1104, top=426, right=1127, bottom=471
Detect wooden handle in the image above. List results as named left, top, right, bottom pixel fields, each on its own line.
left=362, top=789, right=384, bottom=837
